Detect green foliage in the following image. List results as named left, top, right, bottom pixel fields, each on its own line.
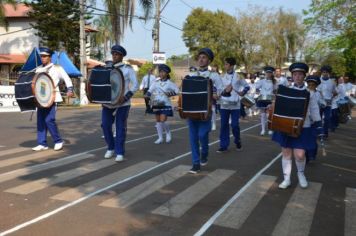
left=24, top=0, right=84, bottom=61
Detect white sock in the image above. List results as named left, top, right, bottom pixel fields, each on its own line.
left=163, top=121, right=170, bottom=134
left=261, top=112, right=267, bottom=131
left=156, top=122, right=163, bottom=140
left=295, top=159, right=306, bottom=173
left=211, top=107, right=216, bottom=126
left=282, top=158, right=292, bottom=181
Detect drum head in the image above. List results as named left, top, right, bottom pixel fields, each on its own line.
left=32, top=72, right=55, bottom=108
left=110, top=68, right=125, bottom=105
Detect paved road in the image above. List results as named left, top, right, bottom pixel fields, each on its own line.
left=0, top=106, right=355, bottom=236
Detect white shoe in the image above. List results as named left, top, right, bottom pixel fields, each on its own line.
left=54, top=142, right=63, bottom=151
left=260, top=130, right=265, bottom=136
left=166, top=132, right=172, bottom=143
left=212, top=122, right=216, bottom=131
left=268, top=130, right=273, bottom=135
left=278, top=179, right=291, bottom=189
left=115, top=154, right=124, bottom=162
left=297, top=172, right=308, bottom=188
left=104, top=150, right=114, bottom=159
left=32, top=145, right=48, bottom=151
left=154, top=138, right=163, bottom=144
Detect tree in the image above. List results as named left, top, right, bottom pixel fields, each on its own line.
left=93, top=14, right=113, bottom=60
left=182, top=8, right=240, bottom=68
left=304, top=0, right=356, bottom=77
left=25, top=0, right=83, bottom=60
left=104, top=0, right=155, bottom=44
left=0, top=0, right=16, bottom=31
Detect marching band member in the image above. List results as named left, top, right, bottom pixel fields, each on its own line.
left=210, top=64, right=221, bottom=131
left=305, top=75, right=322, bottom=163
left=317, top=65, right=337, bottom=138
left=255, top=66, right=277, bottom=136
left=217, top=57, right=249, bottom=152
left=275, top=68, right=289, bottom=86
left=272, top=63, right=323, bottom=189
left=32, top=47, right=74, bottom=151
left=145, top=64, right=179, bottom=144
left=140, top=68, right=156, bottom=113
left=187, top=48, right=223, bottom=174
left=330, top=77, right=347, bottom=131
left=247, top=74, right=258, bottom=116
left=102, top=45, right=138, bottom=162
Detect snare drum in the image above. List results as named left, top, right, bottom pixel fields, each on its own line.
left=257, top=94, right=274, bottom=102
left=87, top=66, right=125, bottom=105
left=15, top=72, right=55, bottom=112
left=241, top=94, right=256, bottom=108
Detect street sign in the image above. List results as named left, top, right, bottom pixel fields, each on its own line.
left=152, top=52, right=166, bottom=64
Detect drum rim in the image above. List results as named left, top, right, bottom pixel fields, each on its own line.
left=110, top=68, right=125, bottom=105
left=31, top=72, right=55, bottom=108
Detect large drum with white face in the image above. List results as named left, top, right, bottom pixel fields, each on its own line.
left=87, top=66, right=125, bottom=105
left=15, top=72, right=55, bottom=112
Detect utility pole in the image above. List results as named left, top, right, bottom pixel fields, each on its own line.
left=153, top=0, right=161, bottom=53
left=79, top=0, right=89, bottom=105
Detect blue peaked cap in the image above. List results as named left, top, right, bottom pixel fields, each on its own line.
left=198, top=48, right=214, bottom=61
left=158, top=64, right=171, bottom=73
left=111, top=45, right=127, bottom=56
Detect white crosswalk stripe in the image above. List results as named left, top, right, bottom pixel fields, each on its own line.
left=0, top=150, right=58, bottom=168
left=50, top=161, right=158, bottom=202
left=4, top=159, right=116, bottom=195
left=214, top=175, right=277, bottom=229
left=99, top=165, right=190, bottom=208
left=345, top=188, right=356, bottom=236
left=272, top=182, right=322, bottom=236
left=152, top=169, right=235, bottom=218
left=0, top=147, right=28, bottom=157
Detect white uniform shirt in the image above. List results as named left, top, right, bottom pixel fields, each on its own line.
left=219, top=72, right=249, bottom=110
left=255, top=79, right=277, bottom=96
left=139, top=73, right=156, bottom=90
left=189, top=69, right=223, bottom=95
left=275, top=76, right=289, bottom=87
left=293, top=85, right=321, bottom=127
left=35, top=63, right=73, bottom=103
left=332, top=84, right=347, bottom=109
left=248, top=81, right=258, bottom=98
left=103, top=62, right=138, bottom=109
left=148, top=78, right=179, bottom=107
left=344, top=82, right=355, bottom=96
left=317, top=78, right=336, bottom=102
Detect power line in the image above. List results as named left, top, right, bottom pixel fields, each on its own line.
left=161, top=20, right=183, bottom=31
left=0, top=27, right=33, bottom=37
left=179, top=0, right=194, bottom=10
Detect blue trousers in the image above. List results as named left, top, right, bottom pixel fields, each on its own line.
left=219, top=109, right=241, bottom=149
left=188, top=119, right=211, bottom=165
left=330, top=108, right=339, bottom=131
left=102, top=105, right=130, bottom=155
left=37, top=104, right=62, bottom=146
left=320, top=106, right=331, bottom=137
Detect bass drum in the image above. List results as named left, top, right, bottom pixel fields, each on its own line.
left=87, top=66, right=125, bottom=105
left=32, top=72, right=55, bottom=108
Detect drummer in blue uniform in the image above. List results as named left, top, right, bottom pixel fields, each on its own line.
left=317, top=65, right=337, bottom=138
left=187, top=48, right=223, bottom=174
left=217, top=57, right=249, bottom=153
left=272, top=62, right=323, bottom=189
left=32, top=47, right=74, bottom=151
left=102, top=45, right=138, bottom=162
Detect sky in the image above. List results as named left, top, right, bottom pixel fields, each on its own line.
left=96, top=0, right=311, bottom=60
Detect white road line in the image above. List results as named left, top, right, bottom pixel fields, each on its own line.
left=0, top=123, right=260, bottom=236
left=272, top=182, right=322, bottom=236
left=4, top=159, right=115, bottom=195
left=99, top=165, right=190, bottom=208
left=0, top=147, right=28, bottom=157
left=0, top=154, right=94, bottom=184
left=0, top=150, right=58, bottom=168
left=345, top=188, right=356, bottom=236
left=152, top=169, right=235, bottom=218
left=214, top=175, right=277, bottom=229
left=51, top=161, right=158, bottom=202
left=194, top=152, right=282, bottom=236
left=0, top=125, right=189, bottom=178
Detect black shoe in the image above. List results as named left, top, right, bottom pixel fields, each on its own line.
left=236, top=142, right=242, bottom=150
left=200, top=158, right=208, bottom=166
left=216, top=148, right=228, bottom=153
left=189, top=164, right=201, bottom=174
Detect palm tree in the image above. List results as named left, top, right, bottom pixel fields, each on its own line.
left=104, top=0, right=156, bottom=44
left=93, top=15, right=113, bottom=59
left=0, top=0, right=16, bottom=31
